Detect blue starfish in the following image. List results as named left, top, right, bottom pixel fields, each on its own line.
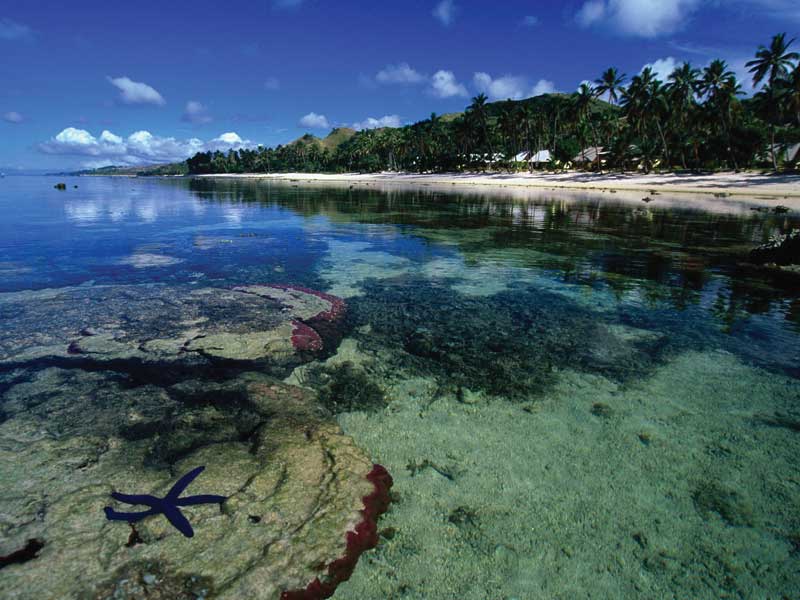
left=104, top=466, right=226, bottom=538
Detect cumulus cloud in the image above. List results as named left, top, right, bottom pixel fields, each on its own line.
left=474, top=73, right=530, bottom=100
left=576, top=0, right=700, bottom=37
left=430, top=70, right=468, bottom=98
left=474, top=73, right=556, bottom=100
left=376, top=63, right=425, bottom=85
left=107, top=76, right=166, bottom=106
left=531, top=79, right=556, bottom=95
left=352, top=115, right=402, bottom=131
left=576, top=0, right=607, bottom=27
left=433, top=0, right=457, bottom=26
left=182, top=101, right=213, bottom=124
left=642, top=57, right=679, bottom=82
left=39, top=127, right=253, bottom=166
left=0, top=18, right=33, bottom=41
left=521, top=15, right=539, bottom=26
left=299, top=112, right=330, bottom=129
left=264, top=77, right=281, bottom=91
left=3, top=111, right=24, bottom=123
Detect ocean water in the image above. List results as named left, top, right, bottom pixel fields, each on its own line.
left=1, top=175, right=798, bottom=599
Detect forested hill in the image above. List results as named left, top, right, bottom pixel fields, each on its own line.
left=186, top=92, right=621, bottom=175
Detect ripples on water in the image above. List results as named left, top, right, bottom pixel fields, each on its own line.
left=1, top=176, right=798, bottom=599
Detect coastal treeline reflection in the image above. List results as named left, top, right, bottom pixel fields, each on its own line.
left=182, top=177, right=800, bottom=328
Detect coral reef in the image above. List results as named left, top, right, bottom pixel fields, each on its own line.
left=0, top=367, right=391, bottom=599
left=0, top=283, right=347, bottom=372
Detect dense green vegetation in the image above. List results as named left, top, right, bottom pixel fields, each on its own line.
left=185, top=34, right=799, bottom=175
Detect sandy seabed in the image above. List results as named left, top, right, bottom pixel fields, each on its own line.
left=296, top=341, right=800, bottom=600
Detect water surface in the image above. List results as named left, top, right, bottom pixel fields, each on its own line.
left=1, top=176, right=798, bottom=599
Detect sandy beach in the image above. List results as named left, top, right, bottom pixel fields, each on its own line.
left=201, top=171, right=800, bottom=205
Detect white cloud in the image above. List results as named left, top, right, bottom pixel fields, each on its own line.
left=299, top=112, right=330, bottom=129
left=3, top=111, right=23, bottom=123
left=642, top=57, right=678, bottom=82
left=474, top=72, right=556, bottom=100
left=352, top=115, right=402, bottom=130
left=531, top=79, right=556, bottom=96
left=521, top=15, right=539, bottom=26
left=376, top=63, right=425, bottom=85
left=99, top=130, right=123, bottom=144
left=39, top=127, right=253, bottom=166
left=182, top=101, right=213, bottom=124
left=576, top=0, right=700, bottom=37
left=0, top=18, right=33, bottom=41
left=433, top=0, right=457, bottom=26
left=264, top=77, right=281, bottom=91
left=430, top=70, right=469, bottom=98
left=576, top=0, right=607, bottom=27
left=214, top=132, right=245, bottom=145
left=474, top=72, right=529, bottom=100
left=107, top=76, right=166, bottom=106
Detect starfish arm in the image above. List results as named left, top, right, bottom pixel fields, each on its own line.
left=166, top=466, right=205, bottom=500
left=163, top=504, right=195, bottom=538
left=104, top=506, right=159, bottom=523
left=110, top=492, right=159, bottom=506
left=174, top=494, right=227, bottom=506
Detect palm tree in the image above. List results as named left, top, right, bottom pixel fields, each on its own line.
left=467, top=93, right=495, bottom=166
left=497, top=103, right=520, bottom=170
left=574, top=83, right=602, bottom=168
left=746, top=33, right=799, bottom=168
left=779, top=63, right=800, bottom=126
left=666, top=62, right=701, bottom=168
left=594, top=67, right=626, bottom=105
left=622, top=68, right=670, bottom=170
left=699, top=60, right=742, bottom=170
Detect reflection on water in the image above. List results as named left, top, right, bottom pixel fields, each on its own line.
left=1, top=175, right=799, bottom=599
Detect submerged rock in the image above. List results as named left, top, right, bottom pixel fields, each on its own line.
left=0, top=284, right=346, bottom=371
left=748, top=229, right=800, bottom=266
left=0, top=368, right=391, bottom=599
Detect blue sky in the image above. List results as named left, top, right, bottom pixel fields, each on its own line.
left=1, top=0, right=798, bottom=170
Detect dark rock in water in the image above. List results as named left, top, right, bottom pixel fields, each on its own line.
left=748, top=230, right=800, bottom=266
left=350, top=277, right=663, bottom=399
left=404, top=328, right=440, bottom=359
left=54, top=183, right=66, bottom=190
left=773, top=205, right=791, bottom=214
left=641, top=196, right=654, bottom=203
left=309, top=362, right=386, bottom=414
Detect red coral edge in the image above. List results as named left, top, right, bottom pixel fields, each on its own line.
left=280, top=464, right=393, bottom=600
left=290, top=320, right=324, bottom=352
left=269, top=285, right=347, bottom=323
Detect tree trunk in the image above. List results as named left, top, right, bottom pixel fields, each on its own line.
left=770, top=125, right=778, bottom=171
left=655, top=119, right=670, bottom=169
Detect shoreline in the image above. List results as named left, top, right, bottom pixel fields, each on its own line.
left=198, top=170, right=800, bottom=205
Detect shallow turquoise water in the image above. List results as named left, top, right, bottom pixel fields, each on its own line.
left=1, top=176, right=799, bottom=598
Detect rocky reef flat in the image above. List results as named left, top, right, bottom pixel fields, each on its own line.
left=0, top=283, right=392, bottom=600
